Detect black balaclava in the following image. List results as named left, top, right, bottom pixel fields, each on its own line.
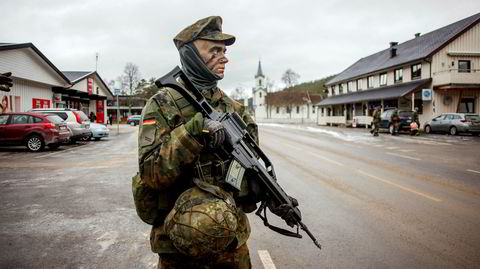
left=178, top=42, right=222, bottom=93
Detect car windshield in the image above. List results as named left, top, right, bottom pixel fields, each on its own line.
left=46, top=115, right=64, bottom=123
left=465, top=115, right=480, bottom=121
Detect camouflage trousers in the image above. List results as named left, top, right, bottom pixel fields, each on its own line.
left=157, top=243, right=251, bottom=269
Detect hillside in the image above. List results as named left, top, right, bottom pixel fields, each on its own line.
left=283, top=74, right=336, bottom=98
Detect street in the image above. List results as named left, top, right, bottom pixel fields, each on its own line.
left=1, top=124, right=479, bottom=268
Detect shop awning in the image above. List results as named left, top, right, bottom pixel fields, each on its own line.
left=317, top=78, right=431, bottom=106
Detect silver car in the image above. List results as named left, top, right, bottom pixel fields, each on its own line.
left=424, top=113, right=480, bottom=135
left=84, top=122, right=109, bottom=141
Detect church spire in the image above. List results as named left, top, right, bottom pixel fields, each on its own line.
left=255, top=60, right=264, bottom=78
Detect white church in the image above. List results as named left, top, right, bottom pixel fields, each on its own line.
left=250, top=61, right=322, bottom=123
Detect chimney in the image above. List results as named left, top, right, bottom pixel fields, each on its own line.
left=390, top=48, right=397, bottom=58
left=415, top=33, right=421, bottom=38
left=389, top=42, right=398, bottom=48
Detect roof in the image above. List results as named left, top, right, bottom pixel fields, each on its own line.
left=317, top=78, right=431, bottom=106
left=327, top=12, right=480, bottom=85
left=0, top=43, right=71, bottom=84
left=255, top=60, right=264, bottom=78
left=62, top=71, right=114, bottom=97
left=266, top=91, right=323, bottom=106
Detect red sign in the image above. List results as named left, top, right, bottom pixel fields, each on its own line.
left=87, top=78, right=93, bottom=95
left=96, top=100, right=105, bottom=123
left=32, top=98, right=51, bottom=109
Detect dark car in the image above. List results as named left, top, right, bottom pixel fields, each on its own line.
left=424, top=113, right=480, bottom=136
left=127, top=115, right=142, bottom=126
left=378, top=109, right=413, bottom=134
left=0, top=112, right=71, bottom=151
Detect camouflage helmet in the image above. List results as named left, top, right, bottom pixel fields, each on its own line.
left=164, top=186, right=239, bottom=258
left=173, top=16, right=236, bottom=49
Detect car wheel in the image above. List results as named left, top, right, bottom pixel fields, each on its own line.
left=425, top=125, right=431, bottom=134
left=94, top=137, right=101, bottom=141
left=26, top=135, right=45, bottom=152
left=48, top=143, right=60, bottom=150
left=449, top=126, right=457, bottom=136
left=80, top=134, right=91, bottom=141
left=130, top=121, right=135, bottom=126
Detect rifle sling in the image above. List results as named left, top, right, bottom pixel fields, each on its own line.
left=255, top=201, right=302, bottom=239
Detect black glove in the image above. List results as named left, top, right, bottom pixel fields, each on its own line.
left=203, top=118, right=226, bottom=148
left=269, top=196, right=300, bottom=228
left=0, top=72, right=13, bottom=92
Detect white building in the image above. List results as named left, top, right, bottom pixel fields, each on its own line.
left=0, top=43, right=70, bottom=112
left=317, top=12, right=480, bottom=127
left=252, top=61, right=267, bottom=120
left=0, top=43, right=113, bottom=123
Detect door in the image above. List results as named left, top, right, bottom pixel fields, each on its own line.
left=441, top=114, right=455, bottom=132
left=96, top=100, right=105, bottom=123
left=429, top=115, right=445, bottom=132
left=5, top=115, right=32, bottom=143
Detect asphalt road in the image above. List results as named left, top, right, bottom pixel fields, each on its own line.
left=0, top=124, right=479, bottom=268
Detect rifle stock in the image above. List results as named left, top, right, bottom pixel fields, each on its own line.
left=156, top=66, right=321, bottom=250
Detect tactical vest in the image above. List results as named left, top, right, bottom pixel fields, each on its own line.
left=133, top=86, right=255, bottom=254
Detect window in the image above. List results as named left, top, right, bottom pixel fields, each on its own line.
left=33, top=117, right=42, bottom=123
left=331, top=86, right=335, bottom=96
left=259, top=92, right=262, bottom=98
left=0, top=115, right=9, bottom=125
left=379, top=73, right=387, bottom=86
left=356, top=79, right=363, bottom=91
left=276, top=107, right=279, bottom=114
left=458, top=98, right=475, bottom=113
left=394, top=68, right=403, bottom=83
left=12, top=115, right=31, bottom=124
left=411, top=63, right=422, bottom=79
left=312, top=106, right=315, bottom=113
left=348, top=81, right=354, bottom=92
left=259, top=79, right=262, bottom=86
left=458, top=60, right=471, bottom=73
left=296, top=106, right=300, bottom=113
left=52, top=112, right=68, bottom=120
left=367, top=76, right=374, bottom=88
left=339, top=84, right=343, bottom=94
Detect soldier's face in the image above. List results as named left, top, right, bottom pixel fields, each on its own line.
left=193, top=39, right=229, bottom=78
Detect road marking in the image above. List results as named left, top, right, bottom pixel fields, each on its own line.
left=258, top=250, right=277, bottom=269
left=34, top=144, right=88, bottom=159
left=399, top=149, right=415, bottom=153
left=386, top=146, right=399, bottom=150
left=283, top=143, right=345, bottom=166
left=467, top=169, right=480, bottom=175
left=386, top=152, right=421, bottom=161
left=358, top=170, right=442, bottom=202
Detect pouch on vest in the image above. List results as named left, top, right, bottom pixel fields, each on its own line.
left=132, top=173, right=169, bottom=226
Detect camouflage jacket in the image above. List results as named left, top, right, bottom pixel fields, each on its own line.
left=372, top=110, right=381, bottom=123
left=136, top=84, right=258, bottom=254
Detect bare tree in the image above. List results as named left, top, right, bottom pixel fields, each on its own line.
left=120, top=63, right=141, bottom=114
left=230, top=87, right=246, bottom=101
left=281, top=68, right=300, bottom=88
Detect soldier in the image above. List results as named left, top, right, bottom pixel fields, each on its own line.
left=370, top=106, right=381, bottom=136
left=390, top=108, right=400, bottom=135
left=132, top=16, right=294, bottom=269
left=0, top=72, right=13, bottom=92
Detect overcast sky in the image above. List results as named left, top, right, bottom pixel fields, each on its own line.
left=1, top=0, right=479, bottom=96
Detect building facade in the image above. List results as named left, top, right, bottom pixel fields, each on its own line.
left=317, top=13, right=480, bottom=128
left=0, top=43, right=113, bottom=123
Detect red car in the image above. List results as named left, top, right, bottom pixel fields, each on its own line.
left=0, top=112, right=71, bottom=152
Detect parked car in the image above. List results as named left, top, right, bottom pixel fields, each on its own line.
left=83, top=122, right=109, bottom=141
left=29, top=108, right=92, bottom=142
left=424, top=113, right=480, bottom=135
left=378, top=109, right=413, bottom=134
left=127, top=115, right=142, bottom=126
left=0, top=112, right=71, bottom=151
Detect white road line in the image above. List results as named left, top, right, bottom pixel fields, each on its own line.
left=258, top=250, right=277, bottom=269
left=358, top=170, right=442, bottom=202
left=467, top=169, right=480, bottom=175
left=399, top=149, right=415, bottom=153
left=283, top=143, right=345, bottom=167
left=386, top=146, right=399, bottom=150
left=386, top=152, right=421, bottom=161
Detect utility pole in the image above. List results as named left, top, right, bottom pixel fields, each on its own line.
left=95, top=53, right=99, bottom=72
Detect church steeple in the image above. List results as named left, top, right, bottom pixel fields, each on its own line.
left=255, top=60, right=264, bottom=78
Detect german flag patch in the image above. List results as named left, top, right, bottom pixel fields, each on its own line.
left=143, top=119, right=156, bottom=125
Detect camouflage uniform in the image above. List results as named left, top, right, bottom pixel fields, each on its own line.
left=412, top=109, right=420, bottom=128
left=133, top=16, right=257, bottom=269
left=371, top=107, right=381, bottom=136
left=390, top=109, right=400, bottom=135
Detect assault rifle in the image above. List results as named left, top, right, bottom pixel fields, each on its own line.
left=156, top=66, right=321, bottom=250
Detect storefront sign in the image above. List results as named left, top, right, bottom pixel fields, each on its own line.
left=53, top=93, right=62, bottom=102
left=422, top=89, right=432, bottom=101
left=32, top=98, right=51, bottom=109
left=87, top=78, right=93, bottom=95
